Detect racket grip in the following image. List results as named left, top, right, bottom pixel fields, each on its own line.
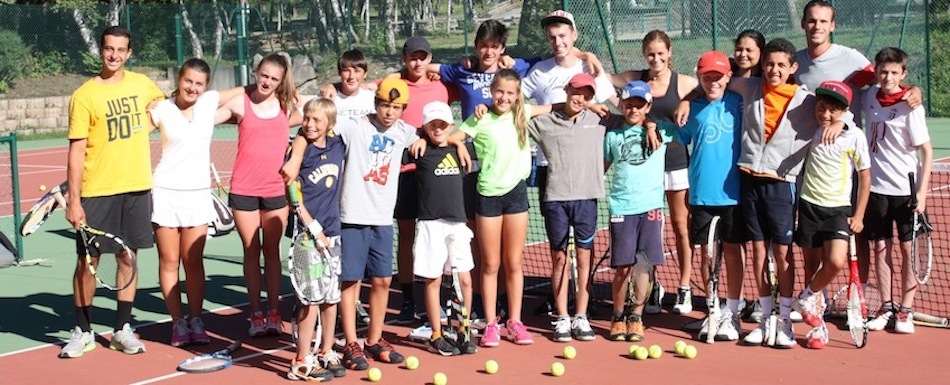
left=287, top=180, right=302, bottom=205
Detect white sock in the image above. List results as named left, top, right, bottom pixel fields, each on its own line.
left=800, top=287, right=815, bottom=300
left=726, top=298, right=741, bottom=315
left=759, top=296, right=773, bottom=318
left=779, top=297, right=793, bottom=319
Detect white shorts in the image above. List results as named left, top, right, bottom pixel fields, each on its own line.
left=664, top=168, right=690, bottom=192
left=151, top=187, right=216, bottom=228
left=413, top=219, right=475, bottom=279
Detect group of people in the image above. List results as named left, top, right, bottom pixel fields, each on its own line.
left=56, top=0, right=932, bottom=382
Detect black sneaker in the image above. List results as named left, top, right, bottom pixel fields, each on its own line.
left=395, top=301, right=416, bottom=325
left=363, top=338, right=405, bottom=364
left=317, top=351, right=347, bottom=378
left=460, top=338, right=478, bottom=354
left=341, top=341, right=369, bottom=370
left=428, top=336, right=461, bottom=356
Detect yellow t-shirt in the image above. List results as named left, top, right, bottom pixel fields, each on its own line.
left=67, top=71, right=164, bottom=197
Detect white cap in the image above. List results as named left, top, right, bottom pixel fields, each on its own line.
left=422, top=101, right=454, bottom=125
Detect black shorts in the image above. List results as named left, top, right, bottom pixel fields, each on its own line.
left=864, top=192, right=915, bottom=242
left=690, top=205, right=747, bottom=245
left=229, top=193, right=287, bottom=211
left=477, top=180, right=529, bottom=217
left=534, top=165, right=549, bottom=202
left=75, top=190, right=154, bottom=255
left=795, top=200, right=851, bottom=248
left=541, top=199, right=598, bottom=250
left=741, top=173, right=796, bottom=244
left=393, top=171, right=418, bottom=220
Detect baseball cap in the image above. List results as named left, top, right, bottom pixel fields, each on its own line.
left=621, top=80, right=653, bottom=103
left=376, top=78, right=410, bottom=104
left=696, top=50, right=731, bottom=75
left=422, top=101, right=454, bottom=125
left=566, top=73, right=596, bottom=92
left=541, top=10, right=576, bottom=30
left=402, top=36, right=432, bottom=56
left=816, top=80, right=853, bottom=106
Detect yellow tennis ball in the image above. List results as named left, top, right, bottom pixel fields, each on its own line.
left=648, top=345, right=663, bottom=359
left=367, top=367, right=382, bottom=382
left=551, top=362, right=565, bottom=377
left=563, top=345, right=577, bottom=360
left=433, top=372, right=448, bottom=385
left=628, top=344, right=641, bottom=357
left=634, top=347, right=649, bottom=360
left=39, top=184, right=46, bottom=192
left=683, top=345, right=698, bottom=359
left=485, top=359, right=499, bottom=374
left=405, top=356, right=419, bottom=370
left=674, top=340, right=687, bottom=355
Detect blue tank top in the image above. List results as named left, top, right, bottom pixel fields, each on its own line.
left=298, top=136, right=345, bottom=237
left=642, top=69, right=689, bottom=171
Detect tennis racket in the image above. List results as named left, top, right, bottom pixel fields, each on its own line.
left=78, top=224, right=136, bottom=291
left=208, top=163, right=235, bottom=237
left=704, top=216, right=723, bottom=344
left=20, top=181, right=68, bottom=236
left=177, top=340, right=242, bottom=373
left=908, top=172, right=934, bottom=285
left=286, top=180, right=335, bottom=343
left=764, top=243, right=780, bottom=347
left=566, top=226, right=579, bottom=310
left=912, top=311, right=950, bottom=328
left=445, top=233, right=472, bottom=354
left=847, top=235, right=868, bottom=348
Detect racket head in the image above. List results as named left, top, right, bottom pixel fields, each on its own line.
left=289, top=232, right=323, bottom=305
left=177, top=340, right=242, bottom=373
left=847, top=282, right=868, bottom=348
left=20, top=186, right=64, bottom=236
left=80, top=225, right=136, bottom=291
left=911, top=213, right=934, bottom=285
left=705, top=216, right=723, bottom=310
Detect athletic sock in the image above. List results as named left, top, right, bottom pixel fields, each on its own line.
left=115, top=301, right=133, bottom=331
left=726, top=298, right=741, bottom=314
left=800, top=287, right=815, bottom=300
left=431, top=329, right=442, bottom=340
left=779, top=297, right=793, bottom=319
left=758, top=296, right=773, bottom=317
left=574, top=314, right=587, bottom=320
left=76, top=306, right=92, bottom=332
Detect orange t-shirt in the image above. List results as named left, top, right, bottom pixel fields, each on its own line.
left=762, top=83, right=798, bottom=143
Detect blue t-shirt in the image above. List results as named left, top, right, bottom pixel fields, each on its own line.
left=439, top=59, right=533, bottom=119
left=678, top=91, right=743, bottom=206
left=604, top=124, right=666, bottom=216
left=298, top=135, right=345, bottom=237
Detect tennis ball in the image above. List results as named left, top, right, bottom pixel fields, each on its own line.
left=433, top=372, right=448, bottom=385
left=648, top=345, right=663, bottom=359
left=683, top=345, right=698, bottom=359
left=628, top=344, right=641, bottom=357
left=405, top=356, right=419, bottom=370
left=674, top=340, right=687, bottom=355
left=39, top=184, right=46, bottom=192
left=485, top=359, right=499, bottom=374
left=367, top=367, right=382, bottom=382
left=551, top=362, right=565, bottom=377
left=633, top=347, right=649, bottom=360
left=563, top=345, right=577, bottom=359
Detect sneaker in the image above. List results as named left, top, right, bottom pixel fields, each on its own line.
left=742, top=300, right=763, bottom=323
left=248, top=311, right=266, bottom=337
left=571, top=317, right=596, bottom=341
left=480, top=319, right=501, bottom=347
left=551, top=317, right=571, bottom=342
left=364, top=338, right=405, bottom=364
left=895, top=310, right=915, bottom=334
left=714, top=312, right=740, bottom=341
left=356, top=301, right=370, bottom=326
left=644, top=283, right=664, bottom=315
left=265, top=309, right=282, bottom=335
left=773, top=318, right=795, bottom=349
left=626, top=317, right=645, bottom=342
left=287, top=355, right=334, bottom=382
left=189, top=317, right=211, bottom=345
left=696, top=316, right=713, bottom=341
left=672, top=287, right=693, bottom=314
left=610, top=316, right=627, bottom=341
left=506, top=319, right=534, bottom=345
left=867, top=309, right=895, bottom=331
left=59, top=327, right=95, bottom=358
left=460, top=338, right=478, bottom=355
left=744, top=318, right=770, bottom=346
left=317, top=350, right=347, bottom=377
left=429, top=336, right=462, bottom=356
left=790, top=310, right=803, bottom=323
left=805, top=324, right=829, bottom=349
left=341, top=341, right=369, bottom=370
left=793, top=292, right=825, bottom=328
left=110, top=323, right=146, bottom=354
left=417, top=307, right=448, bottom=323
left=170, top=318, right=190, bottom=347
left=395, top=301, right=416, bottom=325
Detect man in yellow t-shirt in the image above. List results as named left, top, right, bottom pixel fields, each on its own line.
left=60, top=26, right=164, bottom=359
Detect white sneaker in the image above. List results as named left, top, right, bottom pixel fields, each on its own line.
left=672, top=287, right=693, bottom=314
left=59, top=327, right=96, bottom=358
left=110, top=323, right=146, bottom=354
left=773, top=318, right=795, bottom=349
left=551, top=317, right=571, bottom=342
left=895, top=310, right=915, bottom=334
left=744, top=318, right=769, bottom=346
left=790, top=310, right=803, bottom=323
left=696, top=316, right=712, bottom=341
left=867, top=309, right=894, bottom=331
left=571, top=316, right=596, bottom=341
left=792, top=292, right=825, bottom=328
left=714, top=312, right=740, bottom=341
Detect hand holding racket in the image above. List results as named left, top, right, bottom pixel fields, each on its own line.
left=178, top=340, right=242, bottom=373
left=79, top=224, right=136, bottom=291
left=908, top=172, right=934, bottom=285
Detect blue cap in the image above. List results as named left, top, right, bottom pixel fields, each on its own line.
left=621, top=80, right=653, bottom=102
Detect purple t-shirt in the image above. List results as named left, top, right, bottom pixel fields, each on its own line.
left=439, top=59, right=533, bottom=119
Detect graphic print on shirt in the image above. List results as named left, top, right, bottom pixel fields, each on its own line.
left=700, top=118, right=733, bottom=144
left=105, top=96, right=146, bottom=141
left=307, top=157, right=341, bottom=189
left=619, top=130, right=652, bottom=166
left=363, top=133, right=395, bottom=185
left=868, top=109, right=897, bottom=153
left=434, top=152, right=462, bottom=176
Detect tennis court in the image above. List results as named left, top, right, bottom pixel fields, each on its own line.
left=1, top=119, right=948, bottom=383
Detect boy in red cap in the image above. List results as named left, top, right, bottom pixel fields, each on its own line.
left=795, top=80, right=871, bottom=349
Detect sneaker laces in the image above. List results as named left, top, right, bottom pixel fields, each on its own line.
left=572, top=317, right=592, bottom=332
left=552, top=317, right=571, bottom=334
left=173, top=319, right=189, bottom=336
left=343, top=342, right=364, bottom=359
left=675, top=288, right=688, bottom=304
left=319, top=351, right=342, bottom=367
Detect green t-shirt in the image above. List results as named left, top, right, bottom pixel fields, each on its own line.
left=459, top=105, right=532, bottom=196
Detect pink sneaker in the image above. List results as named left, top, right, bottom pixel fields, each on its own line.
left=170, top=318, right=190, bottom=347
left=189, top=317, right=210, bottom=345
left=265, top=309, right=282, bottom=335
left=480, top=318, right=501, bottom=347
left=506, top=319, right=534, bottom=345
left=248, top=311, right=266, bottom=337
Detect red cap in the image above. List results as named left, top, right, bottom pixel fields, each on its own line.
left=566, top=73, right=596, bottom=92
left=697, top=50, right=731, bottom=75
left=816, top=80, right=853, bottom=106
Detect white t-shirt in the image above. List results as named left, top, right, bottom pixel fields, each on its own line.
left=333, top=88, right=376, bottom=119
left=863, top=85, right=930, bottom=196
left=152, top=90, right=219, bottom=190
left=795, top=44, right=872, bottom=126
left=800, top=126, right=871, bottom=207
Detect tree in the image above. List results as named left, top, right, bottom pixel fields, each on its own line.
left=179, top=0, right=203, bottom=58
left=517, top=0, right=560, bottom=56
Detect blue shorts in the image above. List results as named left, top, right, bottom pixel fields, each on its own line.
left=476, top=180, right=529, bottom=217
left=741, top=173, right=796, bottom=244
left=608, top=209, right=665, bottom=268
left=340, top=224, right=394, bottom=281
left=541, top=199, right=598, bottom=250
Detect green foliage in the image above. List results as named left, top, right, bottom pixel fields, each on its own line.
left=27, top=51, right=72, bottom=77
left=0, top=29, right=30, bottom=93
left=81, top=52, right=101, bottom=75
left=931, top=11, right=950, bottom=116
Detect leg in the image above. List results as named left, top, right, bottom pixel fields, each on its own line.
left=234, top=209, right=263, bottom=313
left=667, top=189, right=692, bottom=288
left=810, top=240, right=848, bottom=292
left=874, top=239, right=895, bottom=304
left=340, top=281, right=360, bottom=343
left=574, top=247, right=592, bottom=316
left=295, top=304, right=320, bottom=359
left=319, top=303, right=338, bottom=353
left=476, top=215, right=503, bottom=322
left=501, top=212, right=529, bottom=322
left=723, top=243, right=745, bottom=305
left=155, top=226, right=184, bottom=320
left=261, top=206, right=289, bottom=311
left=179, top=225, right=208, bottom=318
left=423, top=277, right=443, bottom=338
left=898, top=240, right=919, bottom=309
left=550, top=249, right=569, bottom=316
left=396, top=218, right=416, bottom=302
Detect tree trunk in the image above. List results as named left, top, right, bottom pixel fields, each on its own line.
left=213, top=0, right=224, bottom=60
left=108, top=0, right=120, bottom=26
left=383, top=0, right=396, bottom=55
left=330, top=0, right=359, bottom=44
left=446, top=0, right=452, bottom=34
left=309, top=0, right=330, bottom=50
left=362, top=0, right=370, bottom=41
left=179, top=0, right=204, bottom=58
left=72, top=8, right=99, bottom=57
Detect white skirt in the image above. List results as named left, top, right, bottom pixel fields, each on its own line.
left=151, top=187, right=216, bottom=228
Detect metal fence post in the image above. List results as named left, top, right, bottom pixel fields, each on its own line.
left=9, top=133, right=21, bottom=261
left=712, top=0, right=718, bottom=50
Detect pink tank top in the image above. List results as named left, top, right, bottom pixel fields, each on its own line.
left=230, top=94, right=289, bottom=198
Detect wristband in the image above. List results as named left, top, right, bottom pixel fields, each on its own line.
left=307, top=220, right=323, bottom=236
